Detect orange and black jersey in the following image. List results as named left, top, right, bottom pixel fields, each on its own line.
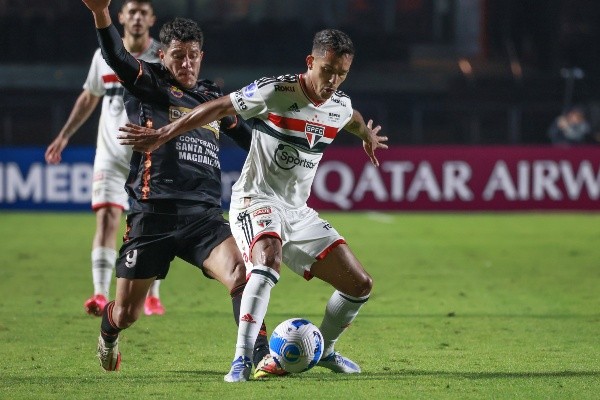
left=97, top=24, right=251, bottom=206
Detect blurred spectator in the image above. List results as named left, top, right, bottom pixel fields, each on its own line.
left=588, top=101, right=600, bottom=143
left=547, top=105, right=598, bottom=145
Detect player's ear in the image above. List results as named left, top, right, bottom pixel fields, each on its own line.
left=306, top=55, right=314, bottom=70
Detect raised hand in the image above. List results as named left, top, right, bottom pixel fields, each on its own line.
left=81, top=0, right=111, bottom=13
left=118, top=123, right=167, bottom=153
left=362, top=119, right=387, bottom=167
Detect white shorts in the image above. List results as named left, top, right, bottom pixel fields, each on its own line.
left=229, top=197, right=345, bottom=280
left=91, top=160, right=130, bottom=211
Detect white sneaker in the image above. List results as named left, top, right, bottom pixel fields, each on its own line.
left=97, top=336, right=121, bottom=371
left=317, top=351, right=361, bottom=373
left=224, top=356, right=252, bottom=382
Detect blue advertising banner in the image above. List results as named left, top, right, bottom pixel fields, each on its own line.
left=0, top=147, right=246, bottom=211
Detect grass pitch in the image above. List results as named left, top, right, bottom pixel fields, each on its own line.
left=0, top=211, right=599, bottom=399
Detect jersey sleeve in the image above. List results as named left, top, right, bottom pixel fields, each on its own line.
left=97, top=24, right=143, bottom=85
left=221, top=115, right=252, bottom=151
left=82, top=49, right=106, bottom=97
left=230, top=80, right=269, bottom=120
left=342, top=100, right=353, bottom=128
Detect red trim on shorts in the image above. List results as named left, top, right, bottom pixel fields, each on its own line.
left=248, top=231, right=282, bottom=262
left=92, top=202, right=126, bottom=211
left=316, top=238, right=346, bottom=260
left=303, top=239, right=347, bottom=281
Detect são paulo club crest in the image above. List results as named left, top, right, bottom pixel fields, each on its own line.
left=305, top=122, right=325, bottom=148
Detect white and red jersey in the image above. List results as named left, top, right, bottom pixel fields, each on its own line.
left=83, top=39, right=160, bottom=170
left=230, top=74, right=353, bottom=209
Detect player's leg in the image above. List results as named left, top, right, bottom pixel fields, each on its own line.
left=197, top=234, right=278, bottom=381
left=310, top=243, right=372, bottom=373
left=86, top=166, right=128, bottom=316
left=280, top=208, right=371, bottom=373
left=237, top=234, right=288, bottom=380
left=97, top=276, right=155, bottom=371
left=202, top=236, right=270, bottom=366
left=224, top=203, right=285, bottom=381
left=96, top=202, right=176, bottom=371
left=86, top=205, right=123, bottom=316
left=223, top=235, right=282, bottom=382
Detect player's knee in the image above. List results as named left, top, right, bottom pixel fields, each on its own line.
left=225, top=259, right=248, bottom=289
left=111, top=305, right=141, bottom=329
left=351, top=272, right=373, bottom=298
left=362, top=274, right=373, bottom=296
left=252, top=237, right=282, bottom=271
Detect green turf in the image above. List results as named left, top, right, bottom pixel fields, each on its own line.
left=0, top=211, right=599, bottom=399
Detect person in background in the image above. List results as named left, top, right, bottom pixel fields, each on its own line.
left=45, top=0, right=166, bottom=317
left=547, top=104, right=597, bottom=145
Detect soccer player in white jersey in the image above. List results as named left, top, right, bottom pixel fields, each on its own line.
left=118, top=28, right=388, bottom=381
left=45, top=0, right=166, bottom=317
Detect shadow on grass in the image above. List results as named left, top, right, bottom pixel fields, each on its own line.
left=169, top=368, right=600, bottom=381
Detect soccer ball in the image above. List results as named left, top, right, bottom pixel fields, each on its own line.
left=269, top=318, right=324, bottom=373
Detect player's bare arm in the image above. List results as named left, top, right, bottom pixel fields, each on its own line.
left=45, top=90, right=100, bottom=164
left=344, top=108, right=388, bottom=167
left=118, top=95, right=236, bottom=152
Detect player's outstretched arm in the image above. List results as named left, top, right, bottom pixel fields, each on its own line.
left=344, top=108, right=388, bottom=167
left=45, top=90, right=100, bottom=164
left=118, top=95, right=237, bottom=152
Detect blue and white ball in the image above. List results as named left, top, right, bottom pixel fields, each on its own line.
left=269, top=318, right=324, bottom=373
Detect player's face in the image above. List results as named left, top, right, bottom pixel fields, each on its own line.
left=305, top=50, right=353, bottom=102
left=161, top=41, right=203, bottom=89
left=118, top=2, right=156, bottom=38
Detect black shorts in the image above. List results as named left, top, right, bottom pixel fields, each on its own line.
left=115, top=201, right=232, bottom=280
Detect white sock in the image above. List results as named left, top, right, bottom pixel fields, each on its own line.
left=91, top=246, right=117, bottom=298
left=233, top=264, right=279, bottom=360
left=147, top=280, right=160, bottom=298
left=319, top=290, right=370, bottom=357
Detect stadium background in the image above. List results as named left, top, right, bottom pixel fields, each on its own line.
left=1, top=0, right=599, bottom=210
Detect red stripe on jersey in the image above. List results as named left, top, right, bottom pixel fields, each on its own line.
left=267, top=113, right=338, bottom=139
left=102, top=74, right=119, bottom=83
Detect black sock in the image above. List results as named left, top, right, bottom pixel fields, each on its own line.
left=253, top=321, right=270, bottom=367
left=100, top=301, right=121, bottom=343
left=231, top=283, right=270, bottom=366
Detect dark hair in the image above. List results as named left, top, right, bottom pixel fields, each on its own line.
left=121, top=0, right=153, bottom=9
left=159, top=17, right=204, bottom=48
left=312, top=29, right=355, bottom=57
